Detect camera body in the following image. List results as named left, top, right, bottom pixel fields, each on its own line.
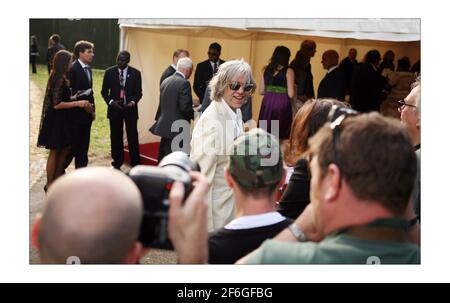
left=129, top=152, right=200, bottom=249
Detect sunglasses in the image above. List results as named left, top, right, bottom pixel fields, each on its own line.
left=327, top=105, right=359, bottom=169
left=396, top=99, right=417, bottom=109
left=228, top=82, right=254, bottom=92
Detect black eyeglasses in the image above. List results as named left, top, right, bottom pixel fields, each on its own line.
left=228, top=82, right=254, bottom=92
left=327, top=105, right=359, bottom=169
left=396, top=99, right=417, bottom=109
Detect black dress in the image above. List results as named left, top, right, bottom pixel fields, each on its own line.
left=277, top=157, right=311, bottom=219
left=37, top=81, right=71, bottom=149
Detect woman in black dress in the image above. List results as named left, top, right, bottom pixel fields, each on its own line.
left=37, top=50, right=91, bottom=190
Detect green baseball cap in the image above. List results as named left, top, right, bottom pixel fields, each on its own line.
left=228, top=128, right=283, bottom=189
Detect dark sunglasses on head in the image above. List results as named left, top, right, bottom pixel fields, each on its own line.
left=228, top=82, right=254, bottom=92
left=396, top=99, right=416, bottom=108
left=327, top=105, right=359, bottom=169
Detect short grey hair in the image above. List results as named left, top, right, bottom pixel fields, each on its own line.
left=176, top=57, right=193, bottom=70
left=412, top=76, right=421, bottom=114
left=209, top=59, right=256, bottom=102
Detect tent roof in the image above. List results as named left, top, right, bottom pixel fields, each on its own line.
left=118, top=18, right=420, bottom=42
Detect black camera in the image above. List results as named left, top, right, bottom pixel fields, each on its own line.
left=128, top=151, right=200, bottom=249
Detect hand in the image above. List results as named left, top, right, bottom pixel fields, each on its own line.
left=111, top=100, right=123, bottom=111
left=294, top=204, right=324, bottom=242
left=168, top=171, right=210, bottom=264
left=84, top=103, right=94, bottom=114
left=126, top=101, right=135, bottom=108
left=77, top=100, right=90, bottom=108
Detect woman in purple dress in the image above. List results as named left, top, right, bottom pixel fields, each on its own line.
left=258, top=46, right=295, bottom=145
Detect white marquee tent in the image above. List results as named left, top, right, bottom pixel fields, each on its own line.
left=118, top=18, right=420, bottom=147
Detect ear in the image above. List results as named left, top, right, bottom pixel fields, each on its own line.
left=123, top=241, right=143, bottom=264
left=323, top=164, right=342, bottom=203
left=224, top=167, right=235, bottom=189
left=31, top=214, right=42, bottom=250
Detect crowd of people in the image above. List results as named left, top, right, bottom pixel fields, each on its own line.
left=33, top=35, right=421, bottom=264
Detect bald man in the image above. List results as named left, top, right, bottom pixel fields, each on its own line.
left=32, top=167, right=143, bottom=264
left=317, top=49, right=347, bottom=101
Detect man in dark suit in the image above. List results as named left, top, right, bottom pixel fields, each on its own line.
left=47, top=34, right=65, bottom=74
left=154, top=49, right=190, bottom=121
left=339, top=48, right=358, bottom=94
left=150, top=57, right=194, bottom=162
left=193, top=42, right=225, bottom=103
left=101, top=51, right=143, bottom=169
left=350, top=50, right=384, bottom=112
left=66, top=40, right=95, bottom=168
left=317, top=50, right=347, bottom=101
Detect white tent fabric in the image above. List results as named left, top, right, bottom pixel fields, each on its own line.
left=119, top=18, right=420, bottom=42
left=117, top=19, right=420, bottom=145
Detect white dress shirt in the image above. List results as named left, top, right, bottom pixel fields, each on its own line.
left=221, top=98, right=243, bottom=136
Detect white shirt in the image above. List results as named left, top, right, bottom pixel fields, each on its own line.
left=221, top=98, right=243, bottom=136
left=224, top=212, right=286, bottom=230
left=327, top=65, right=339, bottom=74
left=118, top=66, right=128, bottom=87
left=109, top=66, right=130, bottom=105
left=210, top=61, right=219, bottom=69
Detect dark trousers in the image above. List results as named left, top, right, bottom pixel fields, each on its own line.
left=30, top=56, right=37, bottom=73
left=66, top=123, right=92, bottom=168
left=157, top=137, right=173, bottom=163
left=109, top=115, right=140, bottom=168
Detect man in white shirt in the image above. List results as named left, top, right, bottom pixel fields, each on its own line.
left=208, top=128, right=292, bottom=264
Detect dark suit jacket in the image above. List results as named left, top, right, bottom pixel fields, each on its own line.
left=68, top=60, right=95, bottom=125
left=154, top=65, right=177, bottom=121
left=101, top=65, right=142, bottom=120
left=350, top=63, right=384, bottom=112
left=317, top=67, right=347, bottom=101
left=193, top=59, right=225, bottom=101
left=150, top=73, right=194, bottom=139
left=339, top=57, right=358, bottom=92
left=160, top=65, right=176, bottom=85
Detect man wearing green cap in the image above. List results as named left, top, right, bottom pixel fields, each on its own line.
left=237, top=113, right=420, bottom=264
left=208, top=128, right=292, bottom=264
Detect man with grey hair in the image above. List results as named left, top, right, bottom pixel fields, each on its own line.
left=191, top=59, right=256, bottom=232
left=398, top=79, right=421, bottom=220
left=31, top=167, right=143, bottom=264
left=150, top=57, right=194, bottom=162
left=154, top=49, right=190, bottom=121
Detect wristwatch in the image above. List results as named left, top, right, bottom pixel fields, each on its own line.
left=288, top=223, right=308, bottom=242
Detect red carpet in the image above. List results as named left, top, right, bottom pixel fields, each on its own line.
left=124, top=142, right=159, bottom=166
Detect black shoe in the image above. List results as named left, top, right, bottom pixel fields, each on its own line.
left=44, top=184, right=48, bottom=193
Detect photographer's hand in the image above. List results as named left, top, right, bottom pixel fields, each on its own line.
left=168, top=171, right=210, bottom=264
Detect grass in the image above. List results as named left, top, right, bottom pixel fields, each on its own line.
left=30, top=64, right=110, bottom=158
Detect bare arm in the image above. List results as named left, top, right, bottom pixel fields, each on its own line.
left=53, top=100, right=90, bottom=110
left=286, top=67, right=295, bottom=99
left=259, top=75, right=265, bottom=95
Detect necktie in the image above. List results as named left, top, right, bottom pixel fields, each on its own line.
left=119, top=69, right=126, bottom=103
left=213, top=62, right=218, bottom=74
left=119, top=69, right=124, bottom=88
left=84, top=66, right=91, bottom=83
